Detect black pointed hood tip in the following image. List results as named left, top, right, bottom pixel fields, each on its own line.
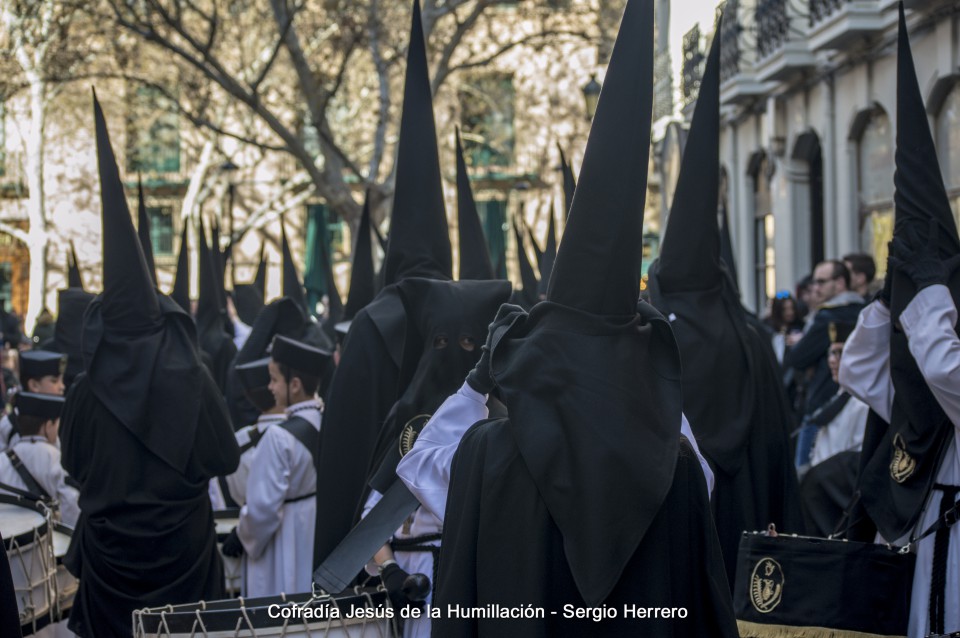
left=656, top=20, right=722, bottom=293
left=94, top=92, right=161, bottom=330
left=253, top=242, right=267, bottom=298
left=67, top=241, right=83, bottom=290
left=512, top=217, right=540, bottom=307
left=344, top=193, right=378, bottom=320
left=136, top=175, right=158, bottom=285
left=456, top=128, right=495, bottom=280
left=196, top=216, right=224, bottom=335
left=892, top=1, right=960, bottom=261
left=382, top=0, right=452, bottom=286
left=545, top=0, right=655, bottom=316
left=281, top=219, right=308, bottom=312
left=537, top=205, right=558, bottom=295
left=171, top=221, right=191, bottom=313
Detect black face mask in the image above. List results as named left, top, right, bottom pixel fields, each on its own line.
left=368, top=277, right=511, bottom=492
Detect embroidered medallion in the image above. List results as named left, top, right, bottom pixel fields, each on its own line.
left=890, top=433, right=916, bottom=484
left=750, top=557, right=784, bottom=613
left=399, top=414, right=431, bottom=457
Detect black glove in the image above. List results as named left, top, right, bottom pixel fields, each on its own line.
left=221, top=527, right=244, bottom=558
left=465, top=303, right=525, bottom=395
left=381, top=562, right=428, bottom=610
left=889, top=218, right=960, bottom=291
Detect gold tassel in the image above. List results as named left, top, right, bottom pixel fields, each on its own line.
left=736, top=620, right=907, bottom=638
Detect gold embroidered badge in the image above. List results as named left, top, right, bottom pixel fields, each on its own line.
left=399, top=414, right=431, bottom=457
left=890, top=433, right=916, bottom=484
left=750, top=557, right=784, bottom=613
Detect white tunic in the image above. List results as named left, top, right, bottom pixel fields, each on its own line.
left=226, top=414, right=286, bottom=507
left=237, top=400, right=320, bottom=597
left=809, top=392, right=869, bottom=467
left=840, top=289, right=960, bottom=638
left=0, top=435, right=80, bottom=526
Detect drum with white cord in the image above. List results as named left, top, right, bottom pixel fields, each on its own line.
left=51, top=522, right=77, bottom=622
left=132, top=588, right=398, bottom=638
left=0, top=494, right=57, bottom=634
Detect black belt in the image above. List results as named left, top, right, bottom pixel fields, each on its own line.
left=285, top=491, right=316, bottom=504
left=391, top=533, right=442, bottom=599
left=928, top=484, right=960, bottom=636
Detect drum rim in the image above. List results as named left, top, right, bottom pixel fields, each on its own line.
left=0, top=494, right=49, bottom=550
left=133, top=588, right=391, bottom=634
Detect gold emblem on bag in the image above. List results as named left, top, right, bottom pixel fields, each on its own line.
left=750, top=557, right=784, bottom=613
left=890, top=433, right=916, bottom=484
left=399, top=414, right=431, bottom=457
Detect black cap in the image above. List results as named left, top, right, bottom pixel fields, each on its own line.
left=13, top=392, right=65, bottom=420
left=269, top=334, right=332, bottom=376
left=20, top=350, right=66, bottom=380
left=235, top=356, right=271, bottom=392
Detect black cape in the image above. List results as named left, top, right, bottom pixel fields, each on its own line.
left=434, top=426, right=738, bottom=638
left=60, top=369, right=239, bottom=638
left=313, top=288, right=405, bottom=566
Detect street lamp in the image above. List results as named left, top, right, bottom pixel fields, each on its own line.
left=582, top=74, right=602, bottom=120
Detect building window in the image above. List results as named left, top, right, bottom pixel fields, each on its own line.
left=476, top=199, right=508, bottom=278
left=856, top=108, right=893, bottom=278
left=751, top=153, right=775, bottom=311
left=459, top=74, right=515, bottom=169
left=127, top=86, right=181, bottom=174
left=936, top=80, right=960, bottom=226
left=146, top=206, right=174, bottom=256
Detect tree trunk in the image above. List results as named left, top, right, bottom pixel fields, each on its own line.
left=23, top=77, right=47, bottom=336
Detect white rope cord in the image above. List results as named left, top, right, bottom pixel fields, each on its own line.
left=239, top=597, right=259, bottom=637
left=191, top=606, right=210, bottom=638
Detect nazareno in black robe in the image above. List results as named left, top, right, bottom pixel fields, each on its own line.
left=60, top=367, right=239, bottom=638
left=434, top=423, right=737, bottom=638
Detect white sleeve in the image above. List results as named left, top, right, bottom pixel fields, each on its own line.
left=238, top=429, right=290, bottom=559
left=838, top=300, right=894, bottom=421
left=900, top=285, right=960, bottom=428
left=680, top=413, right=714, bottom=496
left=396, top=382, right=489, bottom=522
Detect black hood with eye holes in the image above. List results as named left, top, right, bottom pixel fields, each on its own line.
left=367, top=277, right=511, bottom=494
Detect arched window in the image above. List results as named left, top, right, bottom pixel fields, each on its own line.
left=936, top=79, right=960, bottom=225
left=855, top=107, right=893, bottom=277
left=749, top=152, right=775, bottom=310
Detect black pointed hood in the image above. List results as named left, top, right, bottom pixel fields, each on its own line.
left=212, top=217, right=228, bottom=293
left=523, top=214, right=544, bottom=271
left=171, top=221, right=191, bottom=314
left=655, top=26, right=722, bottom=293
left=94, top=93, right=161, bottom=330
left=137, top=175, right=157, bottom=285
left=281, top=219, right=308, bottom=312
left=55, top=287, right=94, bottom=389
left=344, top=194, right=377, bottom=320
left=536, top=206, right=558, bottom=296
left=858, top=3, right=960, bottom=543
left=233, top=242, right=267, bottom=326
left=381, top=0, right=452, bottom=286
left=67, top=241, right=83, bottom=290
left=254, top=242, right=267, bottom=297
left=196, top=217, right=225, bottom=339
left=719, top=200, right=739, bottom=292
left=512, top=218, right=539, bottom=308
left=456, top=128, right=494, bottom=280
left=558, top=143, right=577, bottom=218
left=486, top=1, right=676, bottom=605
left=320, top=233, right=344, bottom=338
left=83, top=92, right=202, bottom=474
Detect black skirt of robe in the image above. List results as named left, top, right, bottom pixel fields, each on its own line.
left=60, top=370, right=240, bottom=638
left=434, top=420, right=738, bottom=638
left=313, top=294, right=404, bottom=568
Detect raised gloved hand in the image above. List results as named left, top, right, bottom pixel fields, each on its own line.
left=465, top=303, right=525, bottom=395
left=889, top=219, right=960, bottom=291
left=381, top=562, right=429, bottom=610
left=221, top=527, right=244, bottom=558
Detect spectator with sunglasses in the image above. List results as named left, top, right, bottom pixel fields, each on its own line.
left=784, top=260, right=865, bottom=472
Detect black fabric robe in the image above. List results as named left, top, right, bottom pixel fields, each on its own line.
left=434, top=425, right=738, bottom=638
left=0, top=532, right=21, bottom=638
left=313, top=291, right=404, bottom=567
left=60, top=370, right=239, bottom=638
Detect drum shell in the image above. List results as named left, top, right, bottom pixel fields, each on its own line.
left=734, top=531, right=914, bottom=638
left=1, top=499, right=57, bottom=632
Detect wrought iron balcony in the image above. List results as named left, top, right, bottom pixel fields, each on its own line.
left=810, top=0, right=849, bottom=27
left=719, top=0, right=743, bottom=83
left=681, top=25, right=703, bottom=106
left=756, top=0, right=790, bottom=60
